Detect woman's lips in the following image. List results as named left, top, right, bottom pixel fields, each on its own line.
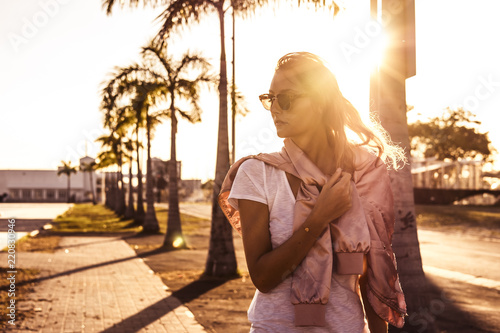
left=274, top=120, right=287, bottom=126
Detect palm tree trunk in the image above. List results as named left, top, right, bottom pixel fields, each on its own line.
left=125, top=160, right=136, bottom=219
left=89, top=170, right=96, bottom=205
left=67, top=175, right=71, bottom=203
left=205, top=6, right=237, bottom=277
left=116, top=158, right=126, bottom=216
left=143, top=113, right=159, bottom=233
left=111, top=172, right=118, bottom=211
left=373, top=1, right=437, bottom=332
left=135, top=123, right=146, bottom=224
left=163, top=108, right=186, bottom=249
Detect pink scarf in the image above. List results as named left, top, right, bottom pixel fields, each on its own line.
left=219, top=139, right=406, bottom=327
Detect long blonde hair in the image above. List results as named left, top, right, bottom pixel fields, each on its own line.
left=275, top=52, right=405, bottom=171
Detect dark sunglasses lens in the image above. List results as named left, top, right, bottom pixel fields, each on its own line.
left=277, top=94, right=291, bottom=110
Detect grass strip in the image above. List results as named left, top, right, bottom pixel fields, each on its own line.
left=50, top=203, right=141, bottom=233
left=416, top=204, right=500, bottom=230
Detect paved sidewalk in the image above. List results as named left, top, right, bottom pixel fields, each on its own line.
left=1, top=236, right=206, bottom=332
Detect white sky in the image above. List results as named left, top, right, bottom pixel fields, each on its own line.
left=1, top=0, right=500, bottom=181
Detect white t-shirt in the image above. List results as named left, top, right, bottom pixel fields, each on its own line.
left=228, top=159, right=369, bottom=333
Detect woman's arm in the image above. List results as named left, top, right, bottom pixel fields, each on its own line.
left=238, top=169, right=352, bottom=293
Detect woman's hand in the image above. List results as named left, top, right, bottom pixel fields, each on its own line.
left=310, top=168, right=353, bottom=226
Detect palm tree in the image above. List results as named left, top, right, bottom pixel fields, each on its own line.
left=57, top=161, right=77, bottom=203
left=107, top=42, right=211, bottom=240
left=140, top=43, right=211, bottom=248
left=123, top=139, right=137, bottom=220
left=96, top=131, right=127, bottom=215
left=133, top=109, right=146, bottom=224
left=370, top=1, right=436, bottom=332
left=130, top=82, right=162, bottom=233
left=101, top=0, right=234, bottom=277
left=80, top=161, right=97, bottom=205
left=229, top=82, right=250, bottom=163
left=101, top=73, right=147, bottom=224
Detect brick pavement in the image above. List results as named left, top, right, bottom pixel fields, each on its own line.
left=1, top=236, right=207, bottom=332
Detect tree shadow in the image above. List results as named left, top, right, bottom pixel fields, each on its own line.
left=13, top=244, right=197, bottom=290
left=100, top=276, right=234, bottom=332
left=391, top=276, right=498, bottom=333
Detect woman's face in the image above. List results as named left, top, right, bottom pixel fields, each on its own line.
left=268, top=69, right=323, bottom=140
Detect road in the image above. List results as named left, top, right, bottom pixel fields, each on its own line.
left=0, top=203, right=73, bottom=249
left=419, top=229, right=500, bottom=289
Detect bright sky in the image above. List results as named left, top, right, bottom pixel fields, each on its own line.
left=1, top=0, right=500, bottom=181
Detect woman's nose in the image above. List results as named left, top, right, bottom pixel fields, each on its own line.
left=270, top=100, right=281, bottom=114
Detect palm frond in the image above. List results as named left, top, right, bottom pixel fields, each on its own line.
left=102, top=0, right=166, bottom=15
left=156, top=0, right=215, bottom=40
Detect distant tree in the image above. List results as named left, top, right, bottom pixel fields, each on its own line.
left=408, top=107, right=492, bottom=161
left=96, top=131, right=127, bottom=215
left=101, top=41, right=211, bottom=236
left=57, top=161, right=77, bottom=203
left=80, top=161, right=97, bottom=205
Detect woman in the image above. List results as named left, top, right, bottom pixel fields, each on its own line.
left=219, top=52, right=407, bottom=332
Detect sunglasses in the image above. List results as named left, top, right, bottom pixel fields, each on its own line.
left=258, top=93, right=307, bottom=111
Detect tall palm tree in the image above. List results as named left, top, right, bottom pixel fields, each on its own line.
left=139, top=43, right=212, bottom=248
left=80, top=161, right=97, bottom=205
left=109, top=42, right=211, bottom=241
left=57, top=161, right=77, bottom=203
left=370, top=1, right=436, bottom=332
left=101, top=73, right=148, bottom=224
left=101, top=0, right=241, bottom=277
left=130, top=82, right=162, bottom=233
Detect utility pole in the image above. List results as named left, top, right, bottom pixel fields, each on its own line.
left=370, top=1, right=437, bottom=332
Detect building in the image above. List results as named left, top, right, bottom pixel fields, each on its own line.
left=0, top=156, right=101, bottom=203
left=411, top=157, right=500, bottom=205
left=411, top=157, right=484, bottom=190
left=150, top=157, right=202, bottom=202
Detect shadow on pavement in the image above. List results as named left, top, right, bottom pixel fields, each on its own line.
left=0, top=219, right=52, bottom=231
left=100, top=277, right=231, bottom=332
left=392, top=276, right=498, bottom=333
left=15, top=245, right=202, bottom=289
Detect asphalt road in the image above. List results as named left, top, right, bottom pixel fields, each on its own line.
left=419, top=229, right=500, bottom=286
left=0, top=203, right=73, bottom=249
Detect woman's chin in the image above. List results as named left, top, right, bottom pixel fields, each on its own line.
left=276, top=131, right=287, bottom=139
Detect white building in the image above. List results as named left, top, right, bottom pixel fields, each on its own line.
left=0, top=156, right=101, bottom=203
left=411, top=157, right=485, bottom=190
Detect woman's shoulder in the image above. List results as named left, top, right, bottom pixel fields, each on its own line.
left=353, top=146, right=380, bottom=168
left=239, top=157, right=284, bottom=175
left=239, top=158, right=266, bottom=170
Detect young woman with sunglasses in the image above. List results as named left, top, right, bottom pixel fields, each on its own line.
left=219, top=52, right=407, bottom=332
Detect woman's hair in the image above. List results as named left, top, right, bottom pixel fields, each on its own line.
left=275, top=52, right=406, bottom=171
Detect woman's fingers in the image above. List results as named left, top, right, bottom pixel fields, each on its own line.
left=327, top=168, right=342, bottom=185
left=331, top=172, right=351, bottom=190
